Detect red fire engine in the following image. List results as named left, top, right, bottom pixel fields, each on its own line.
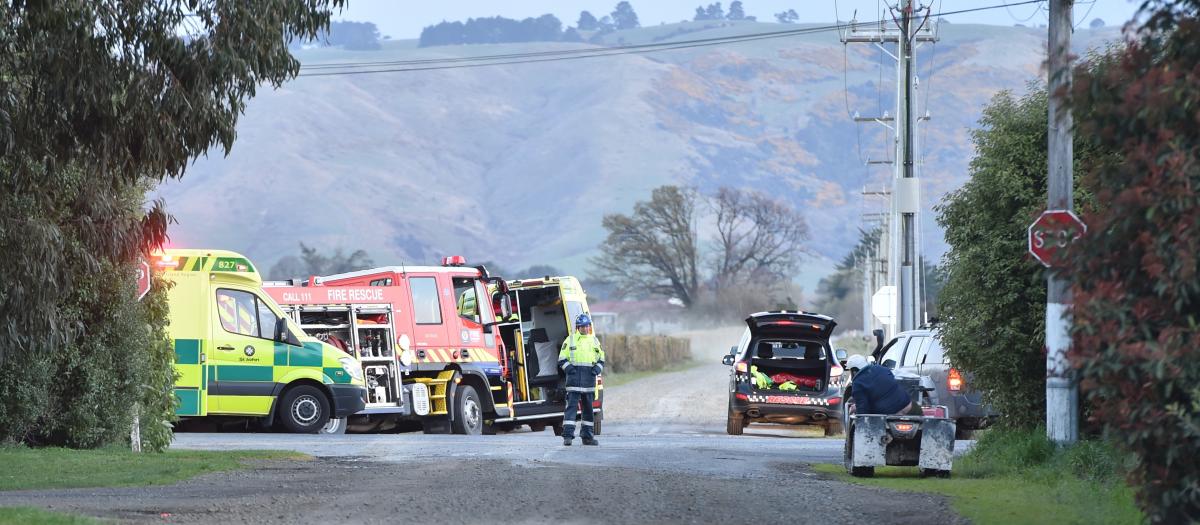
left=263, top=256, right=603, bottom=435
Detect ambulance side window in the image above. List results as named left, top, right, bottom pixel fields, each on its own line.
left=216, top=289, right=260, bottom=338
left=566, top=301, right=585, bottom=329
left=409, top=277, right=442, bottom=325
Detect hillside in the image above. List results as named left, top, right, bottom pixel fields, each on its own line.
left=152, top=21, right=1122, bottom=292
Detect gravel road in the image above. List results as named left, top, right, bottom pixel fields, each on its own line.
left=0, top=327, right=965, bottom=524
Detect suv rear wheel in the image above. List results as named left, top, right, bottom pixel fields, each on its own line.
left=726, top=408, right=745, bottom=435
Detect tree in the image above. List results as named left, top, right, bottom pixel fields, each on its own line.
left=578, top=10, right=600, bottom=30
left=695, top=6, right=709, bottom=21
left=1069, top=3, right=1200, bottom=520
left=935, top=86, right=1105, bottom=430
left=562, top=27, right=584, bottom=42
left=268, top=244, right=374, bottom=279
left=727, top=1, right=747, bottom=20
left=326, top=21, right=381, bottom=50
left=611, top=2, right=641, bottom=30
left=591, top=186, right=701, bottom=308
left=775, top=9, right=799, bottom=23
left=0, top=0, right=342, bottom=451
left=1089, top=18, right=1105, bottom=29
left=418, top=15, right=564, bottom=47
left=814, top=228, right=879, bottom=331
left=706, top=2, right=726, bottom=20
left=709, top=187, right=809, bottom=291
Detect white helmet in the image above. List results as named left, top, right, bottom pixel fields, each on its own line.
left=846, top=354, right=869, bottom=371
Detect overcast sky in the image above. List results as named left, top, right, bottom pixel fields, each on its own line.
left=336, top=1, right=1142, bottom=40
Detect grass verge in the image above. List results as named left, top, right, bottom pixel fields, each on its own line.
left=0, top=446, right=308, bottom=524
left=604, top=359, right=702, bottom=388
left=0, top=446, right=308, bottom=492
left=0, top=507, right=100, bottom=525
left=813, top=429, right=1142, bottom=525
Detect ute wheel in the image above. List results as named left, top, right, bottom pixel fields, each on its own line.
left=451, top=385, right=484, bottom=435
left=955, top=427, right=975, bottom=440
left=727, top=409, right=745, bottom=435
left=319, top=417, right=347, bottom=435
left=279, top=385, right=331, bottom=434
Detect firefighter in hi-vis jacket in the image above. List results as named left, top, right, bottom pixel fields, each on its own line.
left=558, top=314, right=605, bottom=446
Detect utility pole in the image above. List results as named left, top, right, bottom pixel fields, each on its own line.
left=843, top=1, right=936, bottom=339
left=1045, top=0, right=1078, bottom=445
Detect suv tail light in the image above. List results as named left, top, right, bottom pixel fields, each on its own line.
left=948, top=368, right=964, bottom=391
left=734, top=362, right=748, bottom=374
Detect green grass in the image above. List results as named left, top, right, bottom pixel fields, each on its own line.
left=0, top=446, right=308, bottom=525
left=604, top=359, right=703, bottom=387
left=0, top=446, right=307, bottom=492
left=813, top=429, right=1143, bottom=525
left=0, top=507, right=101, bottom=525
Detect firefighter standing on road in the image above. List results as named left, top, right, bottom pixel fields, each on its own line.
left=559, top=314, right=604, bottom=446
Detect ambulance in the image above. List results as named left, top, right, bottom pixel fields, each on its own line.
left=262, top=257, right=604, bottom=435
left=158, top=249, right=367, bottom=433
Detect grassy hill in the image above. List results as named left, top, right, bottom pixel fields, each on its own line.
left=152, top=21, right=1121, bottom=293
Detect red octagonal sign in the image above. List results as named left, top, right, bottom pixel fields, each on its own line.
left=136, top=259, right=152, bottom=301
left=1028, top=210, right=1087, bottom=268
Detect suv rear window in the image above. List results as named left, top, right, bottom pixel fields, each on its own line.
left=752, top=340, right=826, bottom=360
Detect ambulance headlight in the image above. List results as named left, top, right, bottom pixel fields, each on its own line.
left=338, top=357, right=364, bottom=382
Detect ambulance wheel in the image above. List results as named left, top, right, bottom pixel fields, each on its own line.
left=726, top=409, right=744, bottom=436
left=279, top=385, right=331, bottom=434
left=552, top=423, right=564, bottom=436
left=451, top=385, right=483, bottom=435
left=529, top=422, right=548, bottom=433
left=319, top=417, right=347, bottom=435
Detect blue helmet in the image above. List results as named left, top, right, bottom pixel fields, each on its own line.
left=575, top=313, right=592, bottom=328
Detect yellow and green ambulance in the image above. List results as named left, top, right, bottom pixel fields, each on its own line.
left=159, top=249, right=366, bottom=433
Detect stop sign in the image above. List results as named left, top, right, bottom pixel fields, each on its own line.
left=1028, top=210, right=1086, bottom=267
left=136, top=259, right=152, bottom=301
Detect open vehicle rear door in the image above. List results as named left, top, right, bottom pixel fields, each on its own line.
left=745, top=312, right=837, bottom=340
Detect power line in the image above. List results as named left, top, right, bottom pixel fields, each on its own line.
left=296, top=1, right=1044, bottom=77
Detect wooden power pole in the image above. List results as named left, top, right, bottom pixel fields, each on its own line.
left=1045, top=0, right=1078, bottom=445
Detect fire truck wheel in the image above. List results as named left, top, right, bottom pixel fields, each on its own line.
left=279, top=385, right=331, bottom=434
left=451, top=385, right=483, bottom=435
left=319, top=417, right=347, bottom=435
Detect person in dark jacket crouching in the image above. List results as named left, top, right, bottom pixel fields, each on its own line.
left=845, top=354, right=912, bottom=415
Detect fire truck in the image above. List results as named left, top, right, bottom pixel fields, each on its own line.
left=262, top=256, right=603, bottom=435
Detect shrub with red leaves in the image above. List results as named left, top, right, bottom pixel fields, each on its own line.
left=1069, top=2, right=1200, bottom=522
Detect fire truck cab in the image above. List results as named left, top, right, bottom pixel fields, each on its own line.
left=263, top=257, right=603, bottom=435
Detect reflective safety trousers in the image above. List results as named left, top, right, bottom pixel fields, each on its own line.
left=559, top=333, right=605, bottom=391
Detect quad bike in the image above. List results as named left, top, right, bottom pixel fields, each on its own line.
left=843, top=373, right=956, bottom=478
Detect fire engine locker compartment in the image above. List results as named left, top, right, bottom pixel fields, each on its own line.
left=750, top=340, right=829, bottom=393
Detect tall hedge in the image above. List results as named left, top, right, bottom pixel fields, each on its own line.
left=934, top=87, right=1104, bottom=429
left=0, top=1, right=343, bottom=450
left=1069, top=2, right=1200, bottom=521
